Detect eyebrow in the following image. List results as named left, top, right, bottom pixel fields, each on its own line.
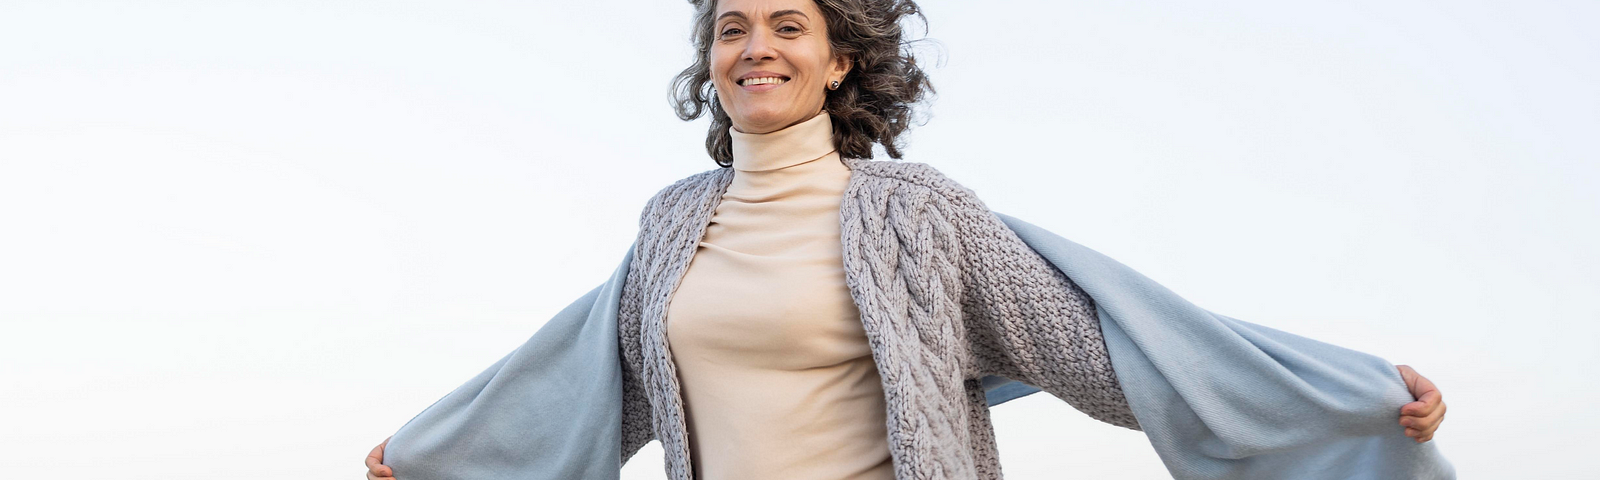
left=715, top=9, right=810, bottom=24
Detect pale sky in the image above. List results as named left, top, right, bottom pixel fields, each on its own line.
left=1, top=0, right=1594, bottom=478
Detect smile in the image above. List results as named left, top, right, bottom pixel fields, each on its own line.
left=738, top=76, right=789, bottom=86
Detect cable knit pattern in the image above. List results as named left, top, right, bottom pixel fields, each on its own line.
left=618, top=158, right=1137, bottom=480
left=841, top=158, right=1142, bottom=432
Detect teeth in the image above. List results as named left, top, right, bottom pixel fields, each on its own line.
left=741, top=76, right=787, bottom=86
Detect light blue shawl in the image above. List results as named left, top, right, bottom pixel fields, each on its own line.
left=382, top=211, right=1455, bottom=479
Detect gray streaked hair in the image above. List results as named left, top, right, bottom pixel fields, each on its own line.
left=670, top=0, right=938, bottom=167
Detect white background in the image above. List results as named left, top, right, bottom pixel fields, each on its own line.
left=2, top=0, right=1594, bottom=478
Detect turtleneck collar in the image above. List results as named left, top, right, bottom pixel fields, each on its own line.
left=730, top=111, right=837, bottom=172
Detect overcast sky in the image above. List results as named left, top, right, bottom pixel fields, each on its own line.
left=1, top=0, right=1594, bottom=478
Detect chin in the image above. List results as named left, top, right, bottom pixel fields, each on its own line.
left=734, top=109, right=796, bottom=133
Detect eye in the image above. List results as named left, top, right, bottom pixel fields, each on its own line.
left=719, top=27, right=744, bottom=38
left=777, top=25, right=801, bottom=33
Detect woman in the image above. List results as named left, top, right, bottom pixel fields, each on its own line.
left=365, top=0, right=1449, bottom=478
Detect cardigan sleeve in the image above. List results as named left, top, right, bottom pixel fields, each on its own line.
left=951, top=202, right=1142, bottom=431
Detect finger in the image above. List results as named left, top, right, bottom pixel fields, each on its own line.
left=1406, top=370, right=1440, bottom=404
left=1401, top=390, right=1442, bottom=417
left=1396, top=364, right=1415, bottom=381
left=1402, top=416, right=1444, bottom=444
left=1401, top=399, right=1445, bottom=429
left=1397, top=365, right=1437, bottom=396
left=1403, top=400, right=1443, bottom=428
left=1415, top=399, right=1446, bottom=429
left=1396, top=364, right=1416, bottom=387
left=366, top=444, right=392, bottom=477
left=1395, top=365, right=1424, bottom=416
left=1421, top=403, right=1446, bottom=437
left=1401, top=390, right=1440, bottom=416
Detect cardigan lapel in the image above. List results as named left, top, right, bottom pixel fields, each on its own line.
left=626, top=167, right=732, bottom=480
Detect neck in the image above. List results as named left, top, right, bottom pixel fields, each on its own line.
left=729, top=110, right=837, bottom=172
left=732, top=109, right=827, bottom=135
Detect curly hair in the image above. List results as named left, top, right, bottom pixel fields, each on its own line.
left=670, top=0, right=937, bottom=168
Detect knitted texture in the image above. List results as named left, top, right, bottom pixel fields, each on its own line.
left=618, top=157, right=1138, bottom=479
left=617, top=168, right=735, bottom=471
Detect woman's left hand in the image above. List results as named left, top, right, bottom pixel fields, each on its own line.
left=1396, top=365, right=1446, bottom=443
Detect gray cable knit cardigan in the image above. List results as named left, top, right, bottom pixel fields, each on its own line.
left=616, top=156, right=1140, bottom=479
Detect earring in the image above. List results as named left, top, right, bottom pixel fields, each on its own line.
left=830, top=80, right=840, bottom=90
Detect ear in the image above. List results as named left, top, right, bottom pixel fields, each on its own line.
left=830, top=53, right=854, bottom=84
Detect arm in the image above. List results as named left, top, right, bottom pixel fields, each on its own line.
left=949, top=199, right=1449, bottom=443
left=951, top=201, right=1140, bottom=430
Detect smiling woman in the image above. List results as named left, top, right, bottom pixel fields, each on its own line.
left=362, top=0, right=1454, bottom=479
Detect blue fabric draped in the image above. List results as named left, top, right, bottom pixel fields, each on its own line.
left=381, top=211, right=1454, bottom=479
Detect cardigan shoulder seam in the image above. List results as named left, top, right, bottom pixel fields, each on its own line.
left=843, top=157, right=994, bottom=214
left=636, top=166, right=735, bottom=228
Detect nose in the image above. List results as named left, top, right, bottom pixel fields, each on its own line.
left=741, top=28, right=778, bottom=62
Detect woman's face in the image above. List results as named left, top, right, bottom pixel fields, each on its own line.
left=710, top=0, right=851, bottom=134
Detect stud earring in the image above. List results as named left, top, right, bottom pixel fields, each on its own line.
left=830, top=80, right=840, bottom=90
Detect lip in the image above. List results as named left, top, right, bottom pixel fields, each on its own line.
left=737, top=70, right=790, bottom=92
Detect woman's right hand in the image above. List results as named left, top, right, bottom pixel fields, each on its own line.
left=365, top=436, right=394, bottom=479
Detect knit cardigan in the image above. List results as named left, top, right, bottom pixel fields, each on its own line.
left=618, top=156, right=1137, bottom=479
left=381, top=157, right=1455, bottom=480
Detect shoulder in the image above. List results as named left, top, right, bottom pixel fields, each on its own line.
left=649, top=166, right=731, bottom=202
left=842, top=157, right=991, bottom=212
left=636, top=166, right=734, bottom=225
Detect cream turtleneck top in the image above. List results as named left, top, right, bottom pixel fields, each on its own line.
left=664, top=111, right=894, bottom=480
